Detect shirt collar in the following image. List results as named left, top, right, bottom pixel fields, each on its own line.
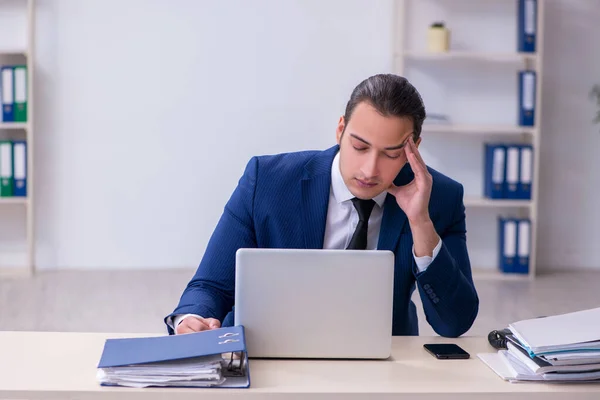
left=331, top=151, right=387, bottom=208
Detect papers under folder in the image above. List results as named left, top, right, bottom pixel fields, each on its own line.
left=96, top=325, right=250, bottom=388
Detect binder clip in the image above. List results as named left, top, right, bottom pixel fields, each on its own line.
left=224, top=351, right=245, bottom=377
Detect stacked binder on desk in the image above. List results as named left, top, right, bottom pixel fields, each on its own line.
left=479, top=307, right=600, bottom=383
left=96, top=326, right=250, bottom=388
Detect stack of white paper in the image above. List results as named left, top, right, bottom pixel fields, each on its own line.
left=97, top=355, right=225, bottom=388
left=478, top=307, right=600, bottom=383
left=508, top=307, right=600, bottom=355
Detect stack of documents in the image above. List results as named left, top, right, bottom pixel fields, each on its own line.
left=96, top=326, right=250, bottom=388
left=479, top=307, right=600, bottom=383
left=97, top=355, right=225, bottom=388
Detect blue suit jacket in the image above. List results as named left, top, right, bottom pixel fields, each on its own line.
left=166, top=145, right=479, bottom=337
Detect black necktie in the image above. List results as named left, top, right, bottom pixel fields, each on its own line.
left=346, top=197, right=376, bottom=250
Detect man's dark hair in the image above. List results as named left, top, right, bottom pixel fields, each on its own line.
left=343, top=74, right=426, bottom=140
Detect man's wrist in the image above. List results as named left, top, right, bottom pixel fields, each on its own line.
left=408, top=213, right=432, bottom=229
left=410, top=216, right=439, bottom=258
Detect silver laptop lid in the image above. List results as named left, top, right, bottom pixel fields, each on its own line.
left=234, top=248, right=394, bottom=359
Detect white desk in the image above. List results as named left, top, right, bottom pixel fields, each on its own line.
left=1, top=331, right=599, bottom=399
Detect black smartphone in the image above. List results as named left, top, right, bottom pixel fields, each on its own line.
left=423, top=343, right=470, bottom=359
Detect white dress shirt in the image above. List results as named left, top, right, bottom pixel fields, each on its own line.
left=323, top=152, right=440, bottom=264
left=170, top=151, right=442, bottom=332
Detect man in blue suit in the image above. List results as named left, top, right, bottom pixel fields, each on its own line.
left=165, top=74, right=479, bottom=337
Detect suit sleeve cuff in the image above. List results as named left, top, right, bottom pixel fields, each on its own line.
left=412, top=237, right=442, bottom=273
left=169, top=313, right=204, bottom=333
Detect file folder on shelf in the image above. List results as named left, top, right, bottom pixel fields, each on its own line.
left=0, top=141, right=14, bottom=197
left=12, top=141, right=27, bottom=197
left=97, top=325, right=250, bottom=388
left=517, top=144, right=533, bottom=200
left=505, top=145, right=520, bottom=199
left=519, top=70, right=536, bottom=126
left=1, top=67, right=14, bottom=122
left=517, top=0, right=537, bottom=53
left=516, top=219, right=531, bottom=274
left=498, top=218, right=517, bottom=273
left=498, top=218, right=530, bottom=274
left=13, top=65, right=27, bottom=122
left=483, top=144, right=506, bottom=199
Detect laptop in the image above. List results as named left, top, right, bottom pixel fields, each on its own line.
left=234, top=248, right=395, bottom=359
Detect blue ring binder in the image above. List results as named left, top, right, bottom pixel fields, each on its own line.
left=97, top=325, right=251, bottom=388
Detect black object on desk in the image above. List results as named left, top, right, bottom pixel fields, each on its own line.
left=487, top=328, right=512, bottom=350
left=423, top=343, right=470, bottom=359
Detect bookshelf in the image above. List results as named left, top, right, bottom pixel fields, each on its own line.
left=0, top=197, right=28, bottom=205
left=463, top=197, right=532, bottom=208
left=0, top=51, right=27, bottom=56
left=393, top=0, right=544, bottom=280
left=402, top=51, right=537, bottom=63
left=0, top=122, right=28, bottom=130
left=0, top=0, right=35, bottom=277
left=421, top=124, right=535, bottom=136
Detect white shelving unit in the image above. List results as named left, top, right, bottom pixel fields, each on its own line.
left=402, top=51, right=538, bottom=63
left=400, top=51, right=537, bottom=63
left=393, top=0, right=544, bottom=281
left=464, top=197, right=532, bottom=208
left=0, top=122, right=28, bottom=130
left=422, top=124, right=535, bottom=135
left=0, top=0, right=35, bottom=277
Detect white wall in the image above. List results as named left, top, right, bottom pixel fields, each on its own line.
left=0, top=0, right=598, bottom=271
left=31, top=0, right=393, bottom=269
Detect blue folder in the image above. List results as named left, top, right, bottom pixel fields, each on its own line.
left=516, top=144, right=533, bottom=200
left=517, top=0, right=537, bottom=53
left=1, top=66, right=15, bottom=122
left=504, top=145, right=520, bottom=199
left=498, top=217, right=518, bottom=273
left=515, top=218, right=531, bottom=274
left=484, top=143, right=506, bottom=199
left=12, top=140, right=27, bottom=197
left=518, top=70, right=536, bottom=127
left=97, top=325, right=250, bottom=388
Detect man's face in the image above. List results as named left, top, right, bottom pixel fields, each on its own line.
left=335, top=101, right=420, bottom=200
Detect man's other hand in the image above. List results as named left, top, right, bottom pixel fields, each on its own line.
left=176, top=316, right=221, bottom=334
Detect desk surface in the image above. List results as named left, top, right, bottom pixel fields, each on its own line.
left=1, top=331, right=600, bottom=400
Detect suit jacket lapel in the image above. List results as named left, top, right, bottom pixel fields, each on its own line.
left=300, top=145, right=338, bottom=249
left=377, top=163, right=414, bottom=252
